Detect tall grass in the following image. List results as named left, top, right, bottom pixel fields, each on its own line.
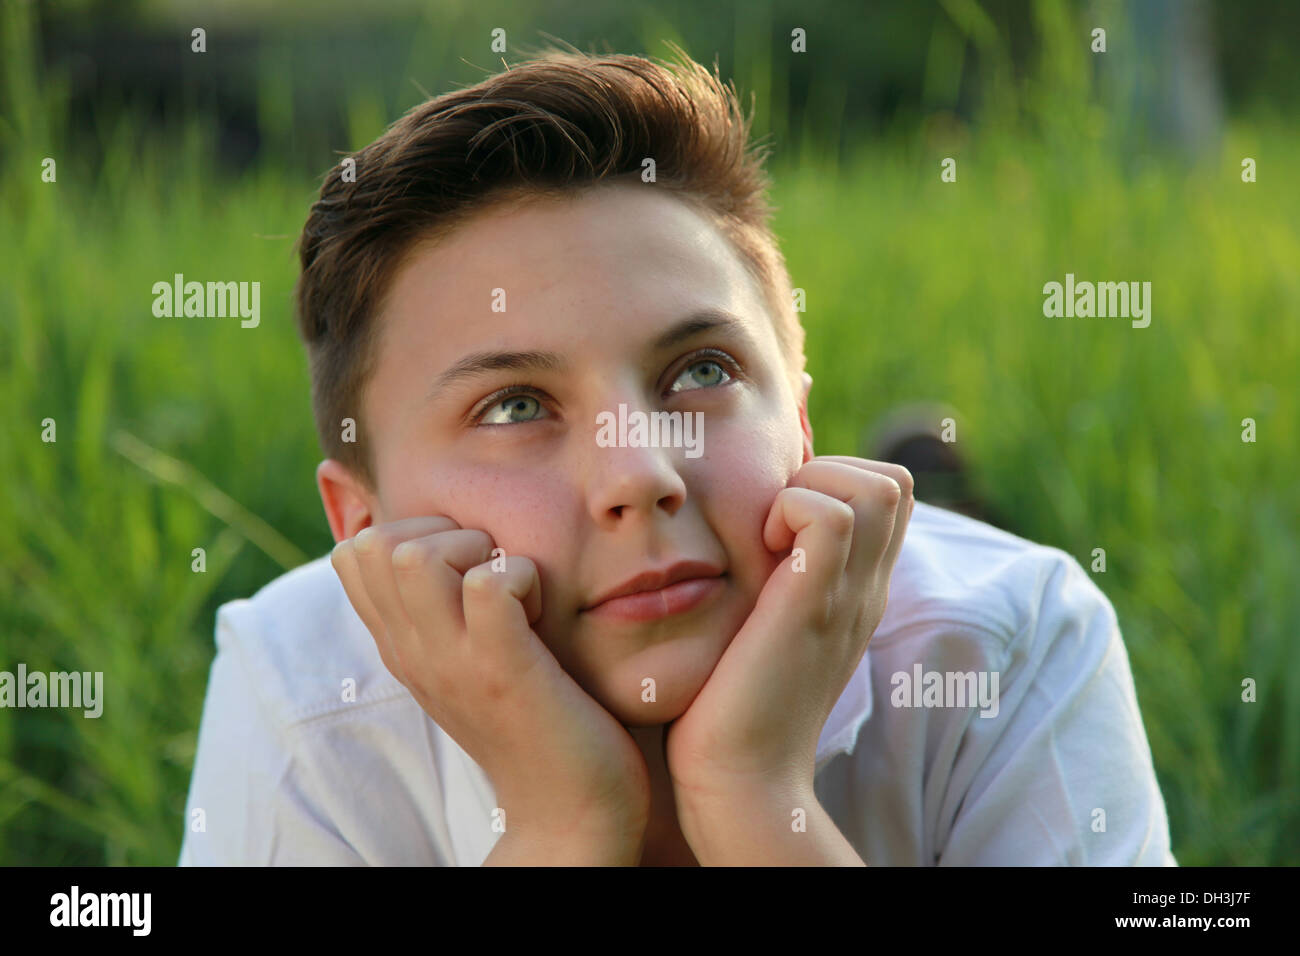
left=1, top=0, right=1296, bottom=864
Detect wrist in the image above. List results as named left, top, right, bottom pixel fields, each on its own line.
left=489, top=795, right=649, bottom=866
left=675, top=779, right=865, bottom=866
left=486, top=814, right=646, bottom=866
left=675, top=774, right=816, bottom=853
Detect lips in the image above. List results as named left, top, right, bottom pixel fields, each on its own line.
left=583, top=560, right=725, bottom=614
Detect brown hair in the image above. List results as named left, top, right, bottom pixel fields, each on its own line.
left=295, top=43, right=804, bottom=490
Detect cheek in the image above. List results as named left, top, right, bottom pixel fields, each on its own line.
left=693, top=416, right=801, bottom=580
left=388, top=463, right=570, bottom=557
left=383, top=460, right=579, bottom=652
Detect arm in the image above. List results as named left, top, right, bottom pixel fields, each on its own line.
left=937, top=555, right=1176, bottom=865
left=675, top=780, right=866, bottom=866
left=179, top=615, right=368, bottom=866
left=482, top=816, right=645, bottom=866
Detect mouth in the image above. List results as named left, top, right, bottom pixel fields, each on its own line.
left=582, top=560, right=726, bottom=622
left=582, top=575, right=726, bottom=622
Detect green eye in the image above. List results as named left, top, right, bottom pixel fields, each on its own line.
left=670, top=357, right=731, bottom=393
left=480, top=393, right=545, bottom=425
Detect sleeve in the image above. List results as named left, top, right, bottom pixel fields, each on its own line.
left=178, top=606, right=367, bottom=866
left=936, top=554, right=1177, bottom=866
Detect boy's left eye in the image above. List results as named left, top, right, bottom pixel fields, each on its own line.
left=668, top=354, right=734, bottom=394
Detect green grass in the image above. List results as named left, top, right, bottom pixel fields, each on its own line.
left=2, top=2, right=1296, bottom=865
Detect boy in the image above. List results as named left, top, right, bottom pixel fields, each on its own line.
left=179, top=47, right=1176, bottom=865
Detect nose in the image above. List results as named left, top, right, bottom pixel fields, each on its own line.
left=585, top=412, right=689, bottom=527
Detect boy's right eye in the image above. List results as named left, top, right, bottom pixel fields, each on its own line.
left=475, top=389, right=549, bottom=426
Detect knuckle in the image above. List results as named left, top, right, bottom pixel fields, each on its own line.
left=874, top=474, right=903, bottom=508
left=892, top=466, right=915, bottom=499
left=391, top=537, right=438, bottom=575
left=462, top=562, right=501, bottom=595
left=826, top=497, right=857, bottom=535
left=886, top=477, right=903, bottom=506
left=351, top=525, right=378, bottom=550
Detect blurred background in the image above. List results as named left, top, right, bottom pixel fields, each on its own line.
left=1, top=0, right=1296, bottom=865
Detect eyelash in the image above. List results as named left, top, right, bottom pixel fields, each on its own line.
left=469, top=348, right=742, bottom=427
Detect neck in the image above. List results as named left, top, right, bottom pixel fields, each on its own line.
left=627, top=724, right=699, bottom=866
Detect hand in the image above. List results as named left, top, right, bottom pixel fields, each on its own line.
left=665, top=457, right=913, bottom=813
left=331, top=517, right=651, bottom=859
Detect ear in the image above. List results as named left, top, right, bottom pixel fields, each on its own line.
left=797, top=372, right=815, bottom=465
left=316, top=459, right=379, bottom=543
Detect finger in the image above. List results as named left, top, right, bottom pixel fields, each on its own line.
left=798, top=457, right=914, bottom=576
left=331, top=539, right=401, bottom=677
left=762, top=485, right=856, bottom=585
left=782, top=460, right=898, bottom=582
left=462, top=555, right=546, bottom=672
left=351, top=516, right=461, bottom=656
left=391, top=528, right=497, bottom=640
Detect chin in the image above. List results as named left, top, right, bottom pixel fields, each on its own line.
left=584, top=639, right=725, bottom=727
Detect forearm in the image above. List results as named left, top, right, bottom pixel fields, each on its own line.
left=482, top=814, right=645, bottom=866
left=678, top=783, right=865, bottom=866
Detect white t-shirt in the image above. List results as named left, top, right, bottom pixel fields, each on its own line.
left=178, top=501, right=1177, bottom=865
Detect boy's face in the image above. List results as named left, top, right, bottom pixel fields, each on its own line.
left=319, top=180, right=814, bottom=726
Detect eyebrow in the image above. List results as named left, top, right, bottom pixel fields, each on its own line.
left=426, top=308, right=755, bottom=403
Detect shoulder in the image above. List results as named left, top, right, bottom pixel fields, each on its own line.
left=211, top=553, right=407, bottom=731
left=878, top=499, right=1112, bottom=655
left=184, top=556, right=465, bottom=864
left=824, top=503, right=1173, bottom=864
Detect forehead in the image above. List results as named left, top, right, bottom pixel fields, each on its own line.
left=376, top=182, right=772, bottom=359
